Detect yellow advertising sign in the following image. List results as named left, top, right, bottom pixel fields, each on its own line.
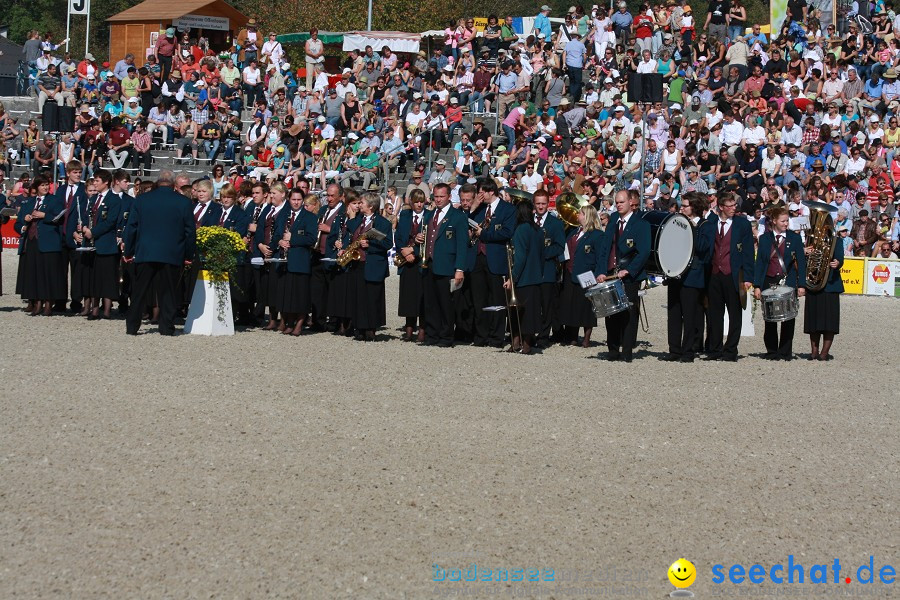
left=840, top=257, right=865, bottom=294
left=473, top=17, right=488, bottom=33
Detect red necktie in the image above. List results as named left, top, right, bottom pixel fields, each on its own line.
left=194, top=203, right=205, bottom=226
left=427, top=210, right=440, bottom=260
left=566, top=228, right=580, bottom=273
left=63, top=187, right=75, bottom=233
left=608, top=219, right=624, bottom=273
left=219, top=209, right=227, bottom=226
left=719, top=220, right=725, bottom=238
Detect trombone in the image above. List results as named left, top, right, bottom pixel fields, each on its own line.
left=504, top=242, right=523, bottom=350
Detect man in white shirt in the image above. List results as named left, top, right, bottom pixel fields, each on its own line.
left=335, top=69, right=357, bottom=99
left=740, top=116, right=766, bottom=149
left=780, top=116, right=803, bottom=147
left=718, top=113, right=744, bottom=149
left=428, top=160, right=453, bottom=189
left=636, top=50, right=657, bottom=73
left=520, top=162, right=544, bottom=193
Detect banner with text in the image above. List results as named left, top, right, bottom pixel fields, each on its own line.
left=840, top=257, right=866, bottom=294
left=173, top=14, right=230, bottom=32
left=865, top=259, right=900, bottom=297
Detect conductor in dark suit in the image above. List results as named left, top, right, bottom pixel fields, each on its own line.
left=597, top=190, right=651, bottom=362
left=124, top=170, right=197, bottom=336
left=701, top=191, right=755, bottom=361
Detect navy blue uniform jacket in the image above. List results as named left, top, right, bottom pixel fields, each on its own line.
left=343, top=214, right=393, bottom=282
left=426, top=206, right=469, bottom=277
left=511, top=223, right=544, bottom=287
left=567, top=229, right=605, bottom=284
left=86, top=191, right=122, bottom=256
left=699, top=215, right=755, bottom=290
left=471, top=199, right=516, bottom=275
left=124, top=187, right=196, bottom=265
left=539, top=213, right=566, bottom=284
left=753, top=230, right=807, bottom=289
left=596, top=212, right=651, bottom=282
left=16, top=195, right=64, bottom=253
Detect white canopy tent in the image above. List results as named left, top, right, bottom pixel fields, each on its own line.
left=342, top=31, right=421, bottom=54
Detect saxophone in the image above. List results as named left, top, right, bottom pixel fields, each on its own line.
left=802, top=201, right=838, bottom=292
left=337, top=228, right=386, bottom=267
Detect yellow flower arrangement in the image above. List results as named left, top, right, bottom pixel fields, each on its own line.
left=195, top=226, right=246, bottom=322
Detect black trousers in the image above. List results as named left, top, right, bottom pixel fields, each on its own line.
left=423, top=270, right=455, bottom=345
left=762, top=275, right=795, bottom=358
left=539, top=280, right=561, bottom=343
left=159, top=55, right=173, bottom=82
left=667, top=280, right=704, bottom=357
left=707, top=272, right=742, bottom=357
left=119, top=257, right=132, bottom=307
left=453, top=274, right=475, bottom=342
left=470, top=254, right=506, bottom=345
left=127, top=262, right=181, bottom=335
left=604, top=279, right=640, bottom=359
left=310, top=258, right=329, bottom=328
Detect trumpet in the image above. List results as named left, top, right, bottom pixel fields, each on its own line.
left=419, top=221, right=429, bottom=269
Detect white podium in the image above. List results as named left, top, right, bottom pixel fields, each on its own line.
left=184, top=270, right=234, bottom=336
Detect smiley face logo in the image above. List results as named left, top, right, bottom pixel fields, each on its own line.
left=668, top=558, right=696, bottom=588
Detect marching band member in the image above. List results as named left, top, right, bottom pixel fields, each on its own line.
left=311, top=183, right=345, bottom=331
left=15, top=175, right=65, bottom=316
left=329, top=189, right=360, bottom=336
left=453, top=183, right=479, bottom=343
left=216, top=183, right=250, bottom=323
left=700, top=191, right=755, bottom=361
left=242, top=180, right=270, bottom=325
left=261, top=182, right=289, bottom=331
left=533, top=189, right=565, bottom=347
left=421, top=183, right=468, bottom=348
left=124, top=170, right=196, bottom=336
left=804, top=234, right=843, bottom=361
left=275, top=188, right=317, bottom=336
left=339, top=192, right=392, bottom=341
left=504, top=200, right=544, bottom=354
left=661, top=192, right=714, bottom=362
left=394, top=188, right=428, bottom=342
left=56, top=160, right=87, bottom=313
left=753, top=206, right=807, bottom=361
left=470, top=178, right=516, bottom=348
left=77, top=170, right=122, bottom=320
left=558, top=205, right=604, bottom=348
left=112, top=170, right=132, bottom=313
left=597, top=190, right=651, bottom=362
left=65, top=176, right=94, bottom=316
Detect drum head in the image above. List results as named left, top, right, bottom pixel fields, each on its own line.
left=656, top=213, right=694, bottom=278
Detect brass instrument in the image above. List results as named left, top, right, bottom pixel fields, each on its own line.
left=419, top=221, right=428, bottom=269
left=395, top=215, right=425, bottom=267
left=556, top=192, right=591, bottom=228
left=336, top=227, right=387, bottom=267
left=77, top=195, right=96, bottom=252
left=802, top=200, right=838, bottom=292
left=501, top=187, right=533, bottom=204
left=504, top=242, right=523, bottom=345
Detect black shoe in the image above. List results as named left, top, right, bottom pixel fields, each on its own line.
left=473, top=340, right=487, bottom=347
left=780, top=355, right=793, bottom=361
left=659, top=353, right=681, bottom=362
left=721, top=354, right=738, bottom=362
left=605, top=353, right=621, bottom=362
left=126, top=329, right=139, bottom=336
left=488, top=341, right=505, bottom=348
left=623, top=356, right=633, bottom=363
left=679, top=354, right=695, bottom=363
left=437, top=341, right=454, bottom=348
left=704, top=353, right=722, bottom=361
left=69, top=303, right=83, bottom=314
left=763, top=352, right=777, bottom=360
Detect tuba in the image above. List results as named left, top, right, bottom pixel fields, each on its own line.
left=556, top=192, right=590, bottom=228
left=802, top=201, right=839, bottom=292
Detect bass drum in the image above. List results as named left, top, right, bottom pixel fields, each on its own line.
left=640, top=211, right=694, bottom=279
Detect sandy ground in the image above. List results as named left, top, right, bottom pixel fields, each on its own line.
left=1, top=252, right=897, bottom=600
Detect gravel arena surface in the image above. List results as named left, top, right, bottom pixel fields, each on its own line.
left=1, top=252, right=898, bottom=600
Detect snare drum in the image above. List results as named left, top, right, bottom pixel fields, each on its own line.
left=761, top=285, right=799, bottom=322
left=585, top=278, right=631, bottom=318
left=640, top=211, right=694, bottom=279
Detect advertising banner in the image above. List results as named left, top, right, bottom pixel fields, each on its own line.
left=840, top=257, right=866, bottom=294
left=865, top=259, right=900, bottom=296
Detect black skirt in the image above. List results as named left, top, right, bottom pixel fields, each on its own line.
left=16, top=245, right=29, bottom=296
left=558, top=276, right=597, bottom=328
left=397, top=267, right=424, bottom=317
left=278, top=272, right=311, bottom=314
left=327, top=267, right=351, bottom=319
left=93, top=254, right=120, bottom=299
left=19, top=238, right=66, bottom=301
left=804, top=290, right=840, bottom=335
left=515, top=284, right=543, bottom=336
left=18, top=238, right=38, bottom=299
left=348, top=263, right=386, bottom=330
left=232, top=264, right=253, bottom=304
